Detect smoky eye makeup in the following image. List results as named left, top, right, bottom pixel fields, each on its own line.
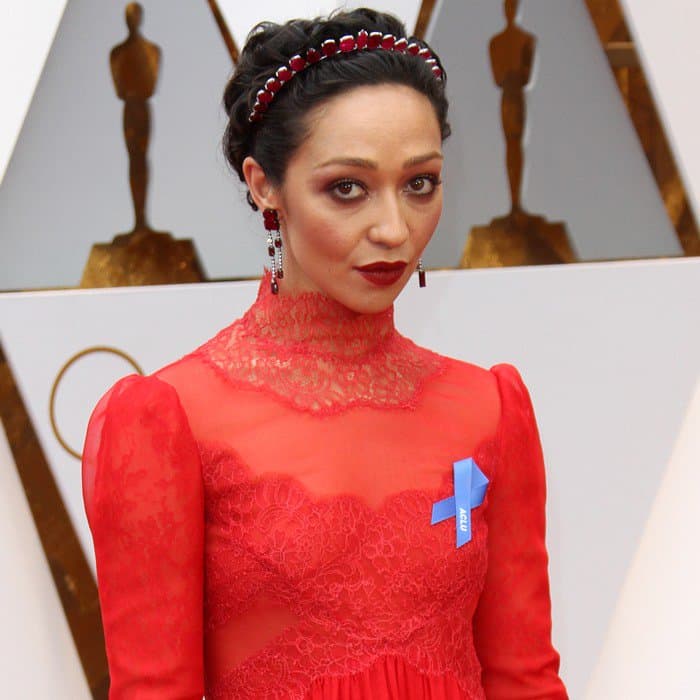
left=326, top=173, right=443, bottom=203
left=405, top=174, right=442, bottom=194
left=328, top=179, right=367, bottom=201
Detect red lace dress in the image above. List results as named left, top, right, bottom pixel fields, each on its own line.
left=82, top=270, right=567, bottom=699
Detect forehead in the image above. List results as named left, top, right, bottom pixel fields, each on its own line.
left=294, top=84, right=442, bottom=166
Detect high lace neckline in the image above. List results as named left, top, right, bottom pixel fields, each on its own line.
left=242, top=269, right=396, bottom=358
left=190, top=269, right=447, bottom=414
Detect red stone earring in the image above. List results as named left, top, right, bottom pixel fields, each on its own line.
left=417, top=258, right=426, bottom=288
left=263, top=208, right=283, bottom=294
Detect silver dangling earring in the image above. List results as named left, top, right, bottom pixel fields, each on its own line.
left=417, top=258, right=426, bottom=288
left=263, top=208, right=283, bottom=294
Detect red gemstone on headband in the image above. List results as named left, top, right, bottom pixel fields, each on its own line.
left=276, top=66, right=293, bottom=82
left=289, top=55, right=305, bottom=71
left=250, top=111, right=263, bottom=122
left=289, top=54, right=306, bottom=71
left=432, top=65, right=443, bottom=78
left=253, top=101, right=268, bottom=112
left=368, top=31, right=382, bottom=49
left=357, top=29, right=368, bottom=49
left=381, top=34, right=395, bottom=50
left=321, top=39, right=337, bottom=57
left=306, top=47, right=321, bottom=63
left=418, top=47, right=432, bottom=59
left=340, top=35, right=356, bottom=52
left=394, top=37, right=408, bottom=52
left=265, top=77, right=282, bottom=92
left=257, top=89, right=273, bottom=104
left=407, top=42, right=420, bottom=55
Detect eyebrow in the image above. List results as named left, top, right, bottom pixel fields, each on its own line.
left=315, top=151, right=443, bottom=170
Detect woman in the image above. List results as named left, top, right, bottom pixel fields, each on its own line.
left=82, top=7, right=568, bottom=699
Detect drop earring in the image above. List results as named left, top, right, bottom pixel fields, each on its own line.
left=263, top=208, right=283, bottom=294
left=417, top=258, right=426, bottom=288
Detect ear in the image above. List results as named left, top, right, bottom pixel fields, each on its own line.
left=242, top=156, right=281, bottom=211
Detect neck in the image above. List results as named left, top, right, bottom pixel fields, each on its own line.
left=192, top=269, right=446, bottom=414
left=241, top=269, right=396, bottom=357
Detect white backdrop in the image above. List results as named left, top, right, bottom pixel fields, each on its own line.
left=2, top=256, right=700, bottom=697
left=0, top=422, right=90, bottom=698
left=586, top=376, right=700, bottom=699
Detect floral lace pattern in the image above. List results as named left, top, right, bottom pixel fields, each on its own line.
left=189, top=269, right=446, bottom=414
left=200, top=433, right=500, bottom=700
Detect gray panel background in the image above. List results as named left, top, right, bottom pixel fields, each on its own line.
left=0, top=0, right=263, bottom=291
left=425, top=0, right=681, bottom=267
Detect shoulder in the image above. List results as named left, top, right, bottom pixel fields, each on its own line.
left=95, top=372, right=184, bottom=415
left=82, top=372, right=201, bottom=524
left=426, top=348, right=529, bottom=397
left=409, top=346, right=501, bottom=432
left=91, top=309, right=238, bottom=421
left=152, top=316, right=246, bottom=390
left=488, top=362, right=538, bottom=422
left=115, top=320, right=239, bottom=414
left=85, top=373, right=192, bottom=453
left=422, top=347, right=534, bottom=426
left=438, top=353, right=499, bottom=395
left=489, top=362, right=531, bottom=401
left=441, top=353, right=532, bottom=396
left=83, top=373, right=201, bottom=478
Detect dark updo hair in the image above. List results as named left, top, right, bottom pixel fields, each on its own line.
left=222, top=7, right=450, bottom=210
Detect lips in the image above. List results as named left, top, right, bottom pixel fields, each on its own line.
left=355, top=261, right=407, bottom=272
left=354, top=261, right=408, bottom=287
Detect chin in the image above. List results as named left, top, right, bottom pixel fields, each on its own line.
left=338, top=283, right=406, bottom=315
left=346, top=298, right=394, bottom=315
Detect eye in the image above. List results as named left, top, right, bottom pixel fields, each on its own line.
left=405, top=174, right=442, bottom=196
left=329, top=179, right=366, bottom=201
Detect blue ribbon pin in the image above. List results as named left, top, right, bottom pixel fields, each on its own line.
left=431, top=458, right=489, bottom=547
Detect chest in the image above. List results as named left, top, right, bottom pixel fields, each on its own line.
left=197, top=408, right=497, bottom=622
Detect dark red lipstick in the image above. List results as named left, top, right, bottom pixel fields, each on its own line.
left=354, top=261, right=408, bottom=287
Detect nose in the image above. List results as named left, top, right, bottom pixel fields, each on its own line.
left=367, top=193, right=410, bottom=248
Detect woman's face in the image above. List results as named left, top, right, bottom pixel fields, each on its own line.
left=246, top=83, right=444, bottom=314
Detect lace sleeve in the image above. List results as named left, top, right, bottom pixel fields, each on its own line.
left=473, top=363, right=567, bottom=698
left=82, top=374, right=205, bottom=699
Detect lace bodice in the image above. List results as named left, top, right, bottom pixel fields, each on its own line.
left=82, top=271, right=567, bottom=699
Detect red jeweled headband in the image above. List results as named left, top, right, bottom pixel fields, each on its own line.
left=249, top=29, right=444, bottom=123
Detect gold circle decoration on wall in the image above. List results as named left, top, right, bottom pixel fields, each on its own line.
left=49, top=345, right=143, bottom=460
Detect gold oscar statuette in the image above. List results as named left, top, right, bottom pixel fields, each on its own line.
left=81, top=2, right=205, bottom=287
left=461, top=0, right=577, bottom=269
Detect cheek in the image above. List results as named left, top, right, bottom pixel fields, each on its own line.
left=412, top=196, right=443, bottom=244
left=290, top=207, right=360, bottom=262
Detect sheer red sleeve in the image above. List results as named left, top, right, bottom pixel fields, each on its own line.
left=82, top=374, right=205, bottom=699
left=473, top=363, right=567, bottom=698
